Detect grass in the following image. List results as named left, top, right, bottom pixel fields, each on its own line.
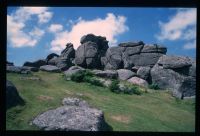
left=6, top=71, right=195, bottom=131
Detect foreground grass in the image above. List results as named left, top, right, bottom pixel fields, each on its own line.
left=6, top=71, right=195, bottom=131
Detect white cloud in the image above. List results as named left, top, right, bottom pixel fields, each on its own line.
left=183, top=40, right=196, bottom=49
left=156, top=8, right=196, bottom=50
left=50, top=13, right=129, bottom=53
left=7, top=7, right=52, bottom=48
left=48, top=24, right=63, bottom=33
left=38, top=12, right=53, bottom=24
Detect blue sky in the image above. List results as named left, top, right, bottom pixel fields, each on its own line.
left=7, top=7, right=196, bottom=66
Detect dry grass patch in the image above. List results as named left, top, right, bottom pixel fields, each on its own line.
left=37, top=95, right=54, bottom=101
left=111, top=115, right=131, bottom=124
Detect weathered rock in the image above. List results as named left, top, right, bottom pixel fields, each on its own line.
left=150, top=64, right=196, bottom=98
left=117, top=69, right=136, bottom=80
left=46, top=53, right=59, bottom=64
left=55, top=43, right=75, bottom=71
left=94, top=70, right=118, bottom=79
left=75, top=34, right=109, bottom=69
left=7, top=66, right=22, bottom=73
left=40, top=65, right=61, bottom=73
left=7, top=61, right=14, bottom=66
left=127, top=77, right=149, bottom=87
left=22, top=66, right=39, bottom=72
left=32, top=98, right=108, bottom=131
left=189, top=61, right=196, bottom=77
left=137, top=66, right=151, bottom=81
left=23, top=59, right=46, bottom=68
left=20, top=70, right=31, bottom=74
left=157, top=55, right=192, bottom=69
left=141, top=44, right=167, bottom=54
left=119, top=41, right=144, bottom=47
left=6, top=80, right=24, bottom=110
left=62, top=97, right=89, bottom=107
left=48, top=57, right=58, bottom=65
left=64, top=66, right=85, bottom=77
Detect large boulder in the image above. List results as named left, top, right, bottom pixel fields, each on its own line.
left=150, top=63, right=196, bottom=99
left=127, top=77, right=149, bottom=87
left=23, top=59, right=46, bottom=68
left=75, top=34, right=109, bottom=69
left=64, top=66, right=85, bottom=77
left=45, top=53, right=59, bottom=64
left=94, top=70, right=118, bottom=79
left=137, top=66, right=151, bottom=81
left=6, top=80, right=24, bottom=110
left=55, top=43, right=75, bottom=71
left=40, top=65, right=61, bottom=73
left=31, top=98, right=108, bottom=131
left=117, top=69, right=136, bottom=80
left=104, top=42, right=166, bottom=70
left=7, top=66, right=22, bottom=73
left=21, top=66, right=39, bottom=72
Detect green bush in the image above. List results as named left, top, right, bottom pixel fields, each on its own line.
left=149, top=83, right=160, bottom=90
left=83, top=76, right=104, bottom=87
left=109, top=80, right=120, bottom=94
left=123, top=86, right=142, bottom=95
left=71, top=71, right=85, bottom=82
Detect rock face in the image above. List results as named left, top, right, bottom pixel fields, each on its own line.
left=117, top=69, right=136, bottom=80
left=128, top=77, right=149, bottom=87
left=137, top=66, right=151, bottom=81
left=104, top=43, right=166, bottom=70
left=6, top=80, right=24, bottom=110
left=75, top=34, right=109, bottom=69
left=40, top=65, right=61, bottom=73
left=55, top=43, right=75, bottom=71
left=151, top=55, right=196, bottom=99
left=32, top=98, right=108, bottom=131
left=23, top=59, right=46, bottom=68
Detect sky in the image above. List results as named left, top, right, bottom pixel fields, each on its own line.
left=7, top=7, right=197, bottom=66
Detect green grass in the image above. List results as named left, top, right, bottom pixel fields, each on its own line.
left=6, top=71, right=195, bottom=131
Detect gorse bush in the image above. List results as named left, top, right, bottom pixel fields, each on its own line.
left=123, top=86, right=142, bottom=95
left=83, top=76, right=104, bottom=87
left=71, top=71, right=85, bottom=82
left=149, top=83, right=160, bottom=90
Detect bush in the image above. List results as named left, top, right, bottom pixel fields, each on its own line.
left=71, top=71, right=85, bottom=82
left=109, top=80, right=120, bottom=94
left=84, top=76, right=104, bottom=87
left=123, top=86, right=142, bottom=95
left=149, top=83, right=160, bottom=90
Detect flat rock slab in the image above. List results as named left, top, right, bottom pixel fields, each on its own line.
left=40, top=65, right=61, bottom=73
left=31, top=98, right=107, bottom=131
left=94, top=70, right=118, bottom=79
left=117, top=69, right=135, bottom=80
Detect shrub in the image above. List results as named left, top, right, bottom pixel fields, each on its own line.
left=84, top=69, right=94, bottom=77
left=149, top=83, right=160, bottom=90
left=84, top=76, right=104, bottom=87
left=109, top=80, right=120, bottom=94
left=71, top=71, right=85, bottom=82
left=123, top=86, right=142, bottom=95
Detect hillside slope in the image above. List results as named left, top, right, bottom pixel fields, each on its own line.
left=6, top=71, right=195, bottom=131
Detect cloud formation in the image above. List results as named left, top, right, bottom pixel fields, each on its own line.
left=7, top=7, right=52, bottom=48
left=156, top=8, right=196, bottom=50
left=48, top=24, right=63, bottom=33
left=50, top=13, right=129, bottom=53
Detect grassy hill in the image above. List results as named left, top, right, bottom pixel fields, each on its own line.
left=6, top=71, right=195, bottom=131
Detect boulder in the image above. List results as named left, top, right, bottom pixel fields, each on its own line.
left=150, top=64, right=195, bottom=98
left=62, top=97, right=89, bottom=107
left=141, top=44, right=167, bottom=54
left=23, top=59, right=46, bottom=68
left=6, top=80, right=24, bottom=110
left=22, top=66, right=39, bottom=72
left=75, top=34, right=109, bottom=69
left=118, top=41, right=144, bottom=47
left=94, top=70, right=118, bottom=79
left=157, top=55, right=192, bottom=69
left=45, top=53, right=59, bottom=64
left=127, top=77, right=149, bottom=87
left=137, top=66, right=151, bottom=81
left=117, top=69, right=136, bottom=80
left=189, top=61, right=196, bottom=77
left=48, top=57, right=58, bottom=65
left=54, top=43, right=75, bottom=71
left=40, top=65, right=61, bottom=73
left=7, top=66, right=22, bottom=73
left=64, top=66, right=85, bottom=77
left=31, top=98, right=108, bottom=131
